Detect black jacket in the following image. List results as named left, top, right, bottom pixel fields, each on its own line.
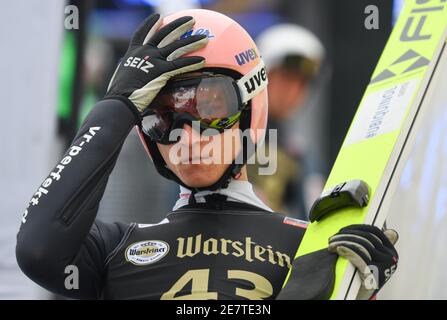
left=16, top=99, right=306, bottom=299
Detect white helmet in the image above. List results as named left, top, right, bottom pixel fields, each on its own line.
left=256, top=24, right=325, bottom=78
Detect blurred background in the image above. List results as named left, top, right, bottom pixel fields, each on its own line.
left=4, top=0, right=439, bottom=300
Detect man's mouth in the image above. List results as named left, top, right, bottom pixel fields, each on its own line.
left=175, top=154, right=214, bottom=163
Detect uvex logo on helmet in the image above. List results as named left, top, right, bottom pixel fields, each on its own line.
left=180, top=28, right=215, bottom=39
left=235, top=48, right=258, bottom=66
left=123, top=56, right=154, bottom=73
left=243, top=66, right=267, bottom=94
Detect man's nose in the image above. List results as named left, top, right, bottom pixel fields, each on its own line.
left=177, top=122, right=202, bottom=146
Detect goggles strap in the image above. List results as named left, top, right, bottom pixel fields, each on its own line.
left=237, top=60, right=268, bottom=104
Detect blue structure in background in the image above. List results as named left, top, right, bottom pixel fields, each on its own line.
left=393, top=0, right=405, bottom=25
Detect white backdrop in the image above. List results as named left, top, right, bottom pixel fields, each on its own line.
left=0, top=0, right=65, bottom=299
left=380, top=44, right=447, bottom=299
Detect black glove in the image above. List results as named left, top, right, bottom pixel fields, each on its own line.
left=328, top=224, right=399, bottom=299
left=105, top=14, right=208, bottom=113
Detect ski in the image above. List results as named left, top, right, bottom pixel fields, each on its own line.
left=283, top=0, right=447, bottom=300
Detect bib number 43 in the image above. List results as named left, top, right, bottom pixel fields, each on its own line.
left=160, top=269, right=273, bottom=300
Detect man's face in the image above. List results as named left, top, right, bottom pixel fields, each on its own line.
left=157, top=122, right=242, bottom=188
left=267, top=67, right=309, bottom=120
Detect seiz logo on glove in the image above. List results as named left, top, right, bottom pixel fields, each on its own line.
left=328, top=224, right=399, bottom=299
left=384, top=260, right=398, bottom=282
left=123, top=56, right=154, bottom=73
left=362, top=263, right=397, bottom=291
left=104, top=14, right=209, bottom=113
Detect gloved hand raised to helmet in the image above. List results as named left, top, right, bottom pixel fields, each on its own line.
left=105, top=13, right=208, bottom=113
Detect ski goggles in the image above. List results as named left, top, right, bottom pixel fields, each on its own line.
left=141, top=62, right=267, bottom=145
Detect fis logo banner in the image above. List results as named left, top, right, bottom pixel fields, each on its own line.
left=235, top=48, right=259, bottom=66
left=370, top=0, right=446, bottom=85
left=370, top=49, right=429, bottom=84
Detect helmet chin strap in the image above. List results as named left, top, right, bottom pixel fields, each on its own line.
left=187, top=164, right=242, bottom=205
left=187, top=163, right=246, bottom=205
